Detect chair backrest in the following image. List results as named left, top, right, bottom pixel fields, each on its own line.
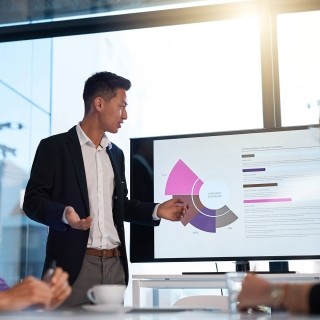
left=172, top=295, right=228, bottom=311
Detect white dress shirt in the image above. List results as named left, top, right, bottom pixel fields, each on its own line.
left=76, top=124, right=120, bottom=249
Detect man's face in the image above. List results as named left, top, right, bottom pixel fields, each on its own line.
left=99, top=88, right=128, bottom=133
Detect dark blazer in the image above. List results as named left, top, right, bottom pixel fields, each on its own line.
left=23, top=126, right=159, bottom=285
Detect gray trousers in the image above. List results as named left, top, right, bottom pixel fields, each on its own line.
left=61, top=254, right=126, bottom=307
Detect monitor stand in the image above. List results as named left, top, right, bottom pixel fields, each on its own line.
left=236, top=260, right=294, bottom=273
left=235, top=261, right=250, bottom=272
left=269, top=261, right=290, bottom=273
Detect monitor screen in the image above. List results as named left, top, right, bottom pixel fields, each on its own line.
left=130, top=125, right=320, bottom=263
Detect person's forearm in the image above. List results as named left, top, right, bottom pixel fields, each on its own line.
left=270, top=283, right=312, bottom=314
left=238, top=275, right=314, bottom=314
left=309, top=283, right=320, bottom=314
left=283, top=283, right=312, bottom=314
left=0, top=291, right=11, bottom=311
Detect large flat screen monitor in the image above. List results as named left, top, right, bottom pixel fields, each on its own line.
left=130, top=125, right=320, bottom=265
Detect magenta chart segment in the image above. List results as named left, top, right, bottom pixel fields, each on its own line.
left=165, top=159, right=238, bottom=233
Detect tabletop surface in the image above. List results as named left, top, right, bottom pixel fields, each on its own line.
left=0, top=307, right=318, bottom=320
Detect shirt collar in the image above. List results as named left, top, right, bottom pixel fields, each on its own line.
left=76, top=123, right=112, bottom=150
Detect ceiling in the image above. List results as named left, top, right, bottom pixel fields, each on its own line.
left=0, top=0, right=196, bottom=25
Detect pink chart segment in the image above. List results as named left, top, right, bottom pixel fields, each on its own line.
left=244, top=198, right=292, bottom=204
left=165, top=159, right=203, bottom=195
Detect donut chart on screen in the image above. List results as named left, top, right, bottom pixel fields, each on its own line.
left=165, top=159, right=238, bottom=233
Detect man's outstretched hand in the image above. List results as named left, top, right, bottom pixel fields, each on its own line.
left=157, top=198, right=189, bottom=221
left=65, top=206, right=92, bottom=230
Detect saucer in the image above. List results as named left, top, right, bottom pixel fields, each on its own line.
left=82, top=304, right=132, bottom=313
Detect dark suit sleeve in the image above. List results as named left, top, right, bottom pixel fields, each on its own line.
left=23, top=139, right=69, bottom=231
left=309, top=283, right=320, bottom=314
left=109, top=143, right=160, bottom=227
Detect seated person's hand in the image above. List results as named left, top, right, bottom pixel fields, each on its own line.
left=237, top=274, right=273, bottom=312
left=0, top=276, right=53, bottom=311
left=0, top=268, right=71, bottom=311
left=48, top=267, right=71, bottom=309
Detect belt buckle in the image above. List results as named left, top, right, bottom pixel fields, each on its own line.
left=102, top=249, right=108, bottom=257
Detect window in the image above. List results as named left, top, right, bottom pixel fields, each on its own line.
left=277, top=10, right=320, bottom=126
left=0, top=16, right=263, bottom=286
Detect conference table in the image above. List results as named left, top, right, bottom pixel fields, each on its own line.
left=132, top=273, right=320, bottom=307
left=0, top=308, right=317, bottom=320
left=1, top=273, right=319, bottom=319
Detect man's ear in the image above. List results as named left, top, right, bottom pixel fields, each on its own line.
left=93, top=97, right=102, bottom=111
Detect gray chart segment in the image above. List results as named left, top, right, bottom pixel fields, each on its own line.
left=215, top=205, right=238, bottom=227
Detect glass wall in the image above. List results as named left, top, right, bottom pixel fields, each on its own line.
left=51, top=17, right=263, bottom=138
left=0, top=39, right=51, bottom=285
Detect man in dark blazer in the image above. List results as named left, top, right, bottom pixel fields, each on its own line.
left=23, top=71, right=188, bottom=307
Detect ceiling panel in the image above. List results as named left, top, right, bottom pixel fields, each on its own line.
left=0, top=0, right=197, bottom=25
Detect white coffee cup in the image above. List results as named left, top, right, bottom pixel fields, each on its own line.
left=87, top=284, right=126, bottom=305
